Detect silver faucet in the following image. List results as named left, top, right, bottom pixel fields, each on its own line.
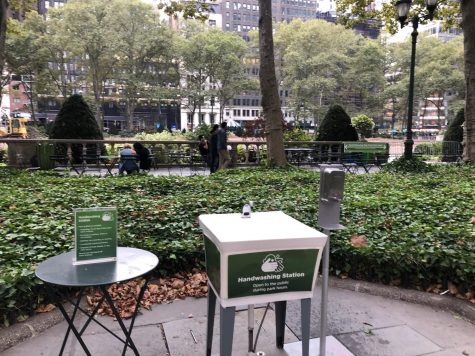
left=241, top=201, right=253, bottom=218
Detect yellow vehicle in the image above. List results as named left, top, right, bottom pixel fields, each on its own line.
left=0, top=115, right=28, bottom=138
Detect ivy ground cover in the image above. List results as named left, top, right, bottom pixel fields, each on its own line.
left=0, top=165, right=474, bottom=324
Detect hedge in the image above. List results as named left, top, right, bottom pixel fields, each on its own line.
left=0, top=165, right=474, bottom=325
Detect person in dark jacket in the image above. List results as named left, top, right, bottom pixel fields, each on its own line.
left=209, top=124, right=219, bottom=173
left=217, top=121, right=230, bottom=169
left=133, top=142, right=151, bottom=171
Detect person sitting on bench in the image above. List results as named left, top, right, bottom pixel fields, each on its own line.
left=133, top=142, right=151, bottom=172
left=119, top=145, right=139, bottom=175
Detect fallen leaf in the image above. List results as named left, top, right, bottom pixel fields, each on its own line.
left=448, top=281, right=458, bottom=295
left=35, top=303, right=56, bottom=313
left=350, top=235, right=368, bottom=248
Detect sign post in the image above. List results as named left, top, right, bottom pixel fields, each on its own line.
left=73, top=207, right=118, bottom=265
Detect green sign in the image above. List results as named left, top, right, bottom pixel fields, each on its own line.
left=227, top=249, right=318, bottom=298
left=74, top=207, right=118, bottom=264
left=343, top=142, right=389, bottom=154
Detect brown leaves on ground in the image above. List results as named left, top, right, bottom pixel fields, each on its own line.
left=35, top=303, right=56, bottom=313
left=350, top=234, right=368, bottom=248
left=86, top=270, right=208, bottom=319
left=426, top=282, right=475, bottom=304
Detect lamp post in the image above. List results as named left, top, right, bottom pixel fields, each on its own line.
left=395, top=0, right=438, bottom=159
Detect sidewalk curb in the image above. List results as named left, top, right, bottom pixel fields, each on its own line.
left=0, top=307, right=64, bottom=352
left=1, top=278, right=475, bottom=352
left=329, top=276, right=475, bottom=325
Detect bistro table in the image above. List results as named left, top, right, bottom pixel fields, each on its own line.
left=284, top=148, right=315, bottom=167
left=35, top=247, right=158, bottom=356
left=99, top=155, right=120, bottom=176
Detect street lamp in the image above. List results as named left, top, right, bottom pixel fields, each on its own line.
left=395, top=0, right=438, bottom=159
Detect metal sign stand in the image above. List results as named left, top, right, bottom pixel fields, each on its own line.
left=319, top=225, right=344, bottom=356
left=318, top=166, right=346, bottom=356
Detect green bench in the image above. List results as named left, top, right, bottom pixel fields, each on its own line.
left=342, top=142, right=390, bottom=172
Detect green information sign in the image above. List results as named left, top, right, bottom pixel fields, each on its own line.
left=227, top=249, right=318, bottom=298
left=343, top=142, right=389, bottom=153
left=74, top=207, right=118, bottom=264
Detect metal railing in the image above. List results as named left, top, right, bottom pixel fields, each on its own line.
left=0, top=138, right=463, bottom=170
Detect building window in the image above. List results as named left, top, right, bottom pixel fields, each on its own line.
left=226, top=1, right=230, bottom=8
left=187, top=113, right=193, bottom=124
left=209, top=19, right=216, bottom=27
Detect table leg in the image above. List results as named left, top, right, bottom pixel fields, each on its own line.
left=100, top=285, right=140, bottom=356
left=46, top=287, right=92, bottom=356
left=206, top=285, right=217, bottom=356
left=275, top=301, right=286, bottom=349
left=78, top=293, right=106, bottom=335
left=121, top=275, right=151, bottom=356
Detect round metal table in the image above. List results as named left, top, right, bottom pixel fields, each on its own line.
left=36, top=247, right=158, bottom=356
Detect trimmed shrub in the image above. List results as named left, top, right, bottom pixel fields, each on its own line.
left=316, top=105, right=358, bottom=141
left=444, top=108, right=464, bottom=143
left=49, top=95, right=103, bottom=162
left=442, top=108, right=464, bottom=162
left=351, top=114, right=374, bottom=138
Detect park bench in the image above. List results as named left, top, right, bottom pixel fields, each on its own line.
left=342, top=142, right=390, bottom=173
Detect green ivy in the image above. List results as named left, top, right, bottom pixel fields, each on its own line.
left=0, top=165, right=474, bottom=325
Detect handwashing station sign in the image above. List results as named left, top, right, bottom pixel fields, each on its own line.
left=227, top=249, right=318, bottom=298
left=74, top=207, right=118, bottom=265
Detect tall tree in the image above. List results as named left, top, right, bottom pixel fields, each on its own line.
left=111, top=0, right=177, bottom=131
left=0, top=0, right=7, bottom=91
left=159, top=0, right=287, bottom=166
left=258, top=0, right=286, bottom=166
left=55, top=0, right=117, bottom=128
left=336, top=0, right=474, bottom=162
left=274, top=20, right=386, bottom=125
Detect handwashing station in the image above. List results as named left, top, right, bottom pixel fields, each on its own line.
left=199, top=209, right=328, bottom=356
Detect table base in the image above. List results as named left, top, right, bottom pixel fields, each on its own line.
left=47, top=275, right=151, bottom=356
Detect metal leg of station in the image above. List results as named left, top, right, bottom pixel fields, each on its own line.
left=220, top=306, right=236, bottom=356
left=301, top=298, right=311, bottom=356
left=206, top=286, right=217, bottom=356
left=275, top=301, right=287, bottom=349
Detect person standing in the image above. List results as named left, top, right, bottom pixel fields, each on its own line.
left=209, top=124, right=219, bottom=173
left=217, top=121, right=230, bottom=170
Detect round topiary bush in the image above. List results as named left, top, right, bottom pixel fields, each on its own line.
left=442, top=108, right=464, bottom=162
left=50, top=94, right=104, bottom=162
left=316, top=105, right=358, bottom=141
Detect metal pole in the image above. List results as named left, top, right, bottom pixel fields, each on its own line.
left=404, top=16, right=419, bottom=160
left=248, top=304, right=254, bottom=352
left=319, top=229, right=330, bottom=356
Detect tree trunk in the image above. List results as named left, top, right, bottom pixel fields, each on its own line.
left=462, top=0, right=475, bottom=162
left=0, top=0, right=7, bottom=81
left=126, top=99, right=136, bottom=131
left=258, top=0, right=287, bottom=167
